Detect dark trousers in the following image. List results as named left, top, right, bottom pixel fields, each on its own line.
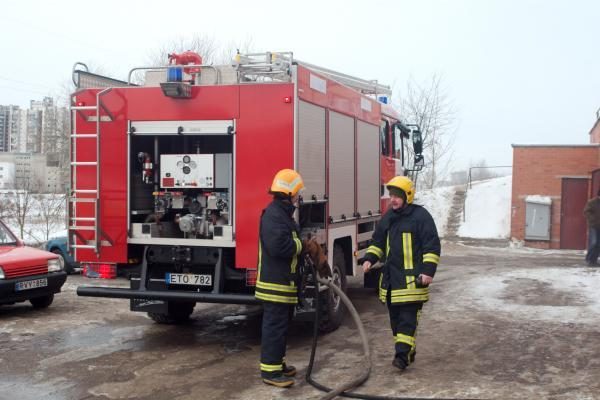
left=387, top=300, right=423, bottom=365
left=260, top=302, right=293, bottom=377
left=586, top=227, right=600, bottom=265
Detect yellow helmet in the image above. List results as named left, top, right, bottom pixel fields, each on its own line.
left=270, top=169, right=305, bottom=196
left=386, top=176, right=415, bottom=204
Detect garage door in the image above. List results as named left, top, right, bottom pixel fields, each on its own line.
left=560, top=178, right=588, bottom=249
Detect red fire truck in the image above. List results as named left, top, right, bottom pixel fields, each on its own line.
left=72, top=52, right=423, bottom=330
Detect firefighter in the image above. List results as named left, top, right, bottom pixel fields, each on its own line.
left=255, top=168, right=305, bottom=388
left=362, top=176, right=441, bottom=371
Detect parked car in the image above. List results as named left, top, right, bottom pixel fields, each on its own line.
left=0, top=219, right=67, bottom=309
left=46, top=233, right=79, bottom=274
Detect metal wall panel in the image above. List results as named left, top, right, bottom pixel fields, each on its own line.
left=298, top=101, right=326, bottom=199
left=357, top=120, right=380, bottom=216
left=329, top=111, right=355, bottom=220
left=525, top=201, right=550, bottom=240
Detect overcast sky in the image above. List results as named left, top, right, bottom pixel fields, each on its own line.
left=1, top=0, right=599, bottom=171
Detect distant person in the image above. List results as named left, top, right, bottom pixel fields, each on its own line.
left=583, top=189, right=600, bottom=266
left=362, top=176, right=441, bottom=371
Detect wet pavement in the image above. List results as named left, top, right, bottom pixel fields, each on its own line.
left=1, top=241, right=599, bottom=400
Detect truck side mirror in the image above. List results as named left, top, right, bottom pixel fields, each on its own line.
left=414, top=154, right=424, bottom=168
left=412, top=129, right=423, bottom=155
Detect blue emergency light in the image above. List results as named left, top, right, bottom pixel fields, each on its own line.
left=167, top=67, right=183, bottom=82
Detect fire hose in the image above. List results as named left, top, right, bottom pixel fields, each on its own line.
left=305, top=257, right=483, bottom=400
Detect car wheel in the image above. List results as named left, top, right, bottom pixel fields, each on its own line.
left=51, top=248, right=73, bottom=274
left=30, top=294, right=54, bottom=309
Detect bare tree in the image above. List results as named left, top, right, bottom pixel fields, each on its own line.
left=219, top=36, right=256, bottom=64
left=32, top=193, right=67, bottom=242
left=396, top=74, right=457, bottom=189
left=2, top=188, right=34, bottom=239
left=145, top=33, right=223, bottom=67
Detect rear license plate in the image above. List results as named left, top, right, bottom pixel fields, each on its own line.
left=165, top=273, right=212, bottom=286
left=15, top=278, right=48, bottom=292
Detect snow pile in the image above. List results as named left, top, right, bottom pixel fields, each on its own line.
left=458, top=175, right=512, bottom=238
left=414, top=185, right=455, bottom=237
left=525, top=195, right=551, bottom=205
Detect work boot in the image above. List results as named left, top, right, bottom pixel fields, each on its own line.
left=282, top=362, right=297, bottom=377
left=392, top=357, right=407, bottom=371
left=262, top=373, right=295, bottom=388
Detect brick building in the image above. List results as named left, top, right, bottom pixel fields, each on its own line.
left=511, top=144, right=600, bottom=249
left=512, top=111, right=600, bottom=249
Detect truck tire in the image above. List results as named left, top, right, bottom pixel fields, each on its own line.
left=30, top=294, right=54, bottom=309
left=318, top=245, right=347, bottom=333
left=148, top=301, right=195, bottom=324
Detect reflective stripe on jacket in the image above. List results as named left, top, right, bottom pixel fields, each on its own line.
left=364, top=204, right=441, bottom=305
left=255, top=199, right=302, bottom=304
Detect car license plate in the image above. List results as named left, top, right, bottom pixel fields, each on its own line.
left=15, top=278, right=48, bottom=292
left=165, top=273, right=212, bottom=286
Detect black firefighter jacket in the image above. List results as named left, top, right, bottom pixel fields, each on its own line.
left=255, top=199, right=303, bottom=304
left=364, top=204, right=441, bottom=305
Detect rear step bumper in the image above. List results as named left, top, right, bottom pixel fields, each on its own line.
left=77, top=286, right=260, bottom=305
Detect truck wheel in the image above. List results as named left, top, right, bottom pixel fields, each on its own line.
left=318, top=245, right=347, bottom=333
left=30, top=294, right=54, bottom=309
left=148, top=301, right=195, bottom=324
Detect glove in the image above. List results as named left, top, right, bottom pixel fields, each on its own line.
left=302, top=238, right=332, bottom=278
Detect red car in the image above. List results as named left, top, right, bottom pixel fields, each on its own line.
left=0, top=219, right=67, bottom=308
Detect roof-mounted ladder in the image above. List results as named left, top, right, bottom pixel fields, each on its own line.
left=296, top=59, right=392, bottom=97
left=234, top=51, right=392, bottom=97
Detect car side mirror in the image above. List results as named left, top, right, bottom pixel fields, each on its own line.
left=16, top=239, right=24, bottom=247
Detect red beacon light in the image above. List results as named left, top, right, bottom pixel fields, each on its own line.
left=168, top=51, right=203, bottom=74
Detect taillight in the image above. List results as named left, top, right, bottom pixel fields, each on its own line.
left=245, top=269, right=257, bottom=286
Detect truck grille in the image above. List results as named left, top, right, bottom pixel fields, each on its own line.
left=5, top=265, right=48, bottom=279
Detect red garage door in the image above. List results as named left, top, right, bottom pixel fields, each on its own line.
left=560, top=178, right=588, bottom=249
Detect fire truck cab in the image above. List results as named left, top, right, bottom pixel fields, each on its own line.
left=71, top=52, right=423, bottom=330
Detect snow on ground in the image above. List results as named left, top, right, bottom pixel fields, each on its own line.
left=469, top=267, right=600, bottom=324
left=458, top=175, right=512, bottom=238
left=3, top=221, right=66, bottom=247
left=414, top=185, right=455, bottom=237
left=1, top=193, right=66, bottom=245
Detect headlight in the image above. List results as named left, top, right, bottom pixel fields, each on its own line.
left=48, top=258, right=62, bottom=272
left=0, top=266, right=4, bottom=279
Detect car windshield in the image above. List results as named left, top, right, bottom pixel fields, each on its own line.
left=0, top=222, right=17, bottom=245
